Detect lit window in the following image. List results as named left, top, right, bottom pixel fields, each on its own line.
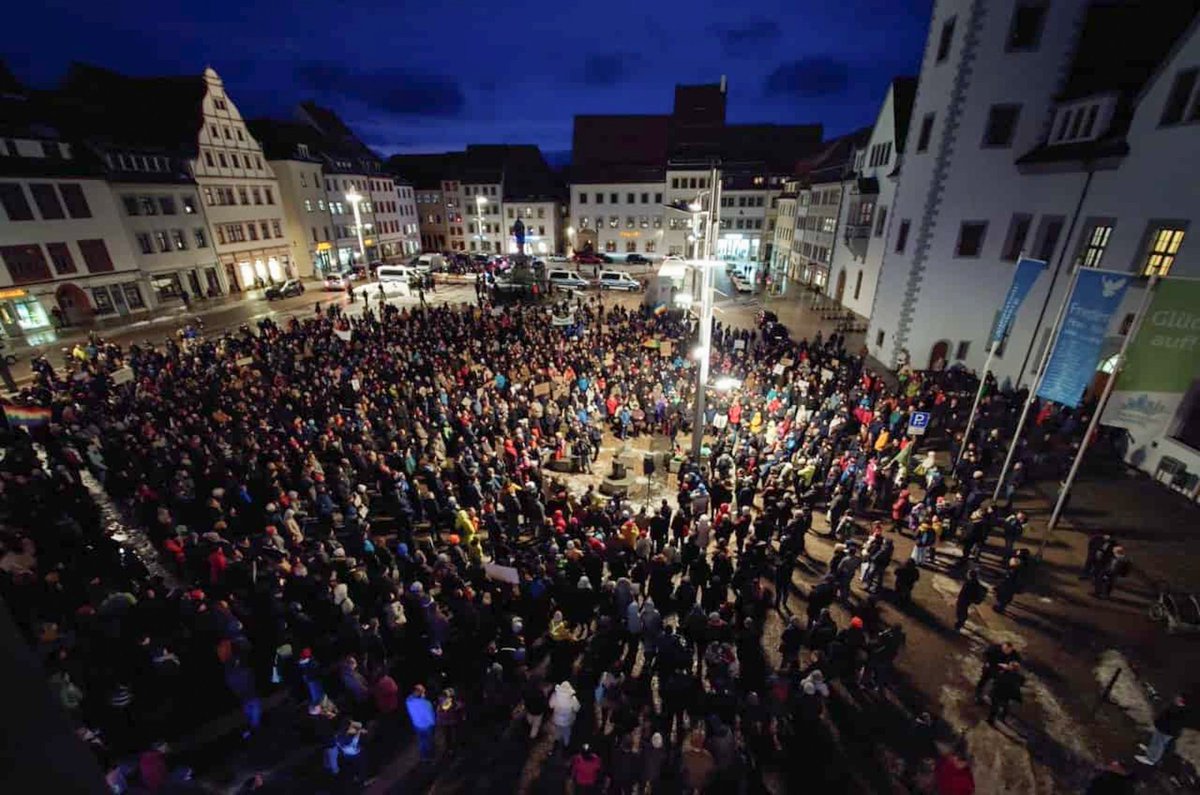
left=1141, top=225, right=1186, bottom=277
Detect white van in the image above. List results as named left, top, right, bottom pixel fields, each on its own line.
left=413, top=253, right=443, bottom=272
left=598, top=270, right=642, bottom=291
left=377, top=265, right=417, bottom=283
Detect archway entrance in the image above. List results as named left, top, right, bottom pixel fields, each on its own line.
left=55, top=283, right=93, bottom=326
left=834, top=269, right=847, bottom=303
left=929, top=340, right=950, bottom=370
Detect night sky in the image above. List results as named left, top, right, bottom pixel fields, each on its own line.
left=8, top=0, right=931, bottom=159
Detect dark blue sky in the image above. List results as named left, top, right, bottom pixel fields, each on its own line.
left=7, top=0, right=931, bottom=158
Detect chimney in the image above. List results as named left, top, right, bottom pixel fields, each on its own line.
left=720, top=75, right=727, bottom=93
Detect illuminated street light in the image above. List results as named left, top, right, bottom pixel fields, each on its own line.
left=475, top=195, right=487, bottom=248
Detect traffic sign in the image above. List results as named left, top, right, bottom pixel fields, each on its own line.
left=908, top=411, right=930, bottom=435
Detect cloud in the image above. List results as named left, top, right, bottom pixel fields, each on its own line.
left=763, top=57, right=853, bottom=98
left=713, top=20, right=781, bottom=54
left=294, top=61, right=465, bottom=117
left=577, top=53, right=641, bottom=87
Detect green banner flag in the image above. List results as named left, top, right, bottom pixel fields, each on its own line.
left=1117, top=280, right=1200, bottom=394
left=1106, top=280, right=1200, bottom=440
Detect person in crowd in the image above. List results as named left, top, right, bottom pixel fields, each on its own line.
left=1135, top=693, right=1190, bottom=767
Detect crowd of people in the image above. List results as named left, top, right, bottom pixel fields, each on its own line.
left=0, top=283, right=1174, bottom=793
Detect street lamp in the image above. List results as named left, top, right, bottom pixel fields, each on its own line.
left=566, top=225, right=575, bottom=257
left=346, top=188, right=366, bottom=265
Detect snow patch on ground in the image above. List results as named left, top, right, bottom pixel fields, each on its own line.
left=1095, top=649, right=1200, bottom=771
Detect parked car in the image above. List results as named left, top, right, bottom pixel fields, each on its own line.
left=377, top=265, right=419, bottom=284
left=625, top=254, right=650, bottom=265
left=265, top=279, right=305, bottom=300
left=573, top=252, right=612, bottom=265
left=323, top=270, right=357, bottom=290
left=597, top=270, right=642, bottom=291
left=547, top=268, right=590, bottom=290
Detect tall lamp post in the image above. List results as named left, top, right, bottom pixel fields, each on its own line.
left=687, top=162, right=722, bottom=460
left=346, top=188, right=366, bottom=266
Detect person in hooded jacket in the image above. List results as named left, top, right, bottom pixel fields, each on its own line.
left=549, top=679, right=581, bottom=748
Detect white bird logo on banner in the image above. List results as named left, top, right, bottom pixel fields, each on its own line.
left=1101, top=277, right=1127, bottom=298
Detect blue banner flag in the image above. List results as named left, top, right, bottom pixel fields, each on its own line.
left=992, top=256, right=1047, bottom=344
left=1037, top=269, right=1131, bottom=408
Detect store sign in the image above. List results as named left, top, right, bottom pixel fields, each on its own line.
left=619, top=231, right=640, bottom=238
left=316, top=242, right=333, bottom=251
left=0, top=288, right=28, bottom=300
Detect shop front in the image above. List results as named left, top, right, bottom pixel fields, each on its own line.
left=0, top=287, right=52, bottom=340
left=314, top=242, right=334, bottom=275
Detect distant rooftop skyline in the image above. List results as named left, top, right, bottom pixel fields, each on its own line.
left=5, top=0, right=929, bottom=156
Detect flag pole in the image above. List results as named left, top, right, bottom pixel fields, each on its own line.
left=1039, top=274, right=1160, bottom=555
left=992, top=263, right=1083, bottom=502
left=955, top=340, right=999, bottom=470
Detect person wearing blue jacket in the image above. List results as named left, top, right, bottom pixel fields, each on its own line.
left=406, top=684, right=437, bottom=761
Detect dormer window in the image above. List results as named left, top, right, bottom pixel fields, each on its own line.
left=297, top=143, right=310, bottom=158
left=1050, top=98, right=1109, bottom=144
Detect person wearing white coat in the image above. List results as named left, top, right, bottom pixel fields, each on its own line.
left=548, top=680, right=581, bottom=747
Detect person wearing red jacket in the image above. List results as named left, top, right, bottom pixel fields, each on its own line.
left=935, top=745, right=975, bottom=795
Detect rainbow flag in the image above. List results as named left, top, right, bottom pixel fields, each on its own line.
left=3, top=403, right=51, bottom=428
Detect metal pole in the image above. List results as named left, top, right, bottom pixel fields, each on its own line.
left=993, top=264, right=1083, bottom=501
left=350, top=197, right=366, bottom=263
left=691, top=257, right=714, bottom=460
left=1042, top=275, right=1159, bottom=542
left=955, top=340, right=999, bottom=469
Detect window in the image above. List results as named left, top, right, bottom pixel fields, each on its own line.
left=216, top=227, right=226, bottom=245
left=77, top=239, right=114, bottom=272
left=671, top=178, right=679, bottom=189
left=625, top=216, right=634, bottom=228
left=936, top=17, right=956, bottom=63
left=626, top=241, right=637, bottom=253
left=956, top=221, right=987, bottom=257
left=1075, top=221, right=1113, bottom=268
left=822, top=217, right=836, bottom=233
left=640, top=216, right=649, bottom=229
left=537, top=207, right=545, bottom=218
left=265, top=187, right=274, bottom=204
left=170, top=229, right=186, bottom=250
left=0, top=183, right=33, bottom=221
left=983, top=104, right=1021, bottom=147
left=1141, top=224, right=1186, bottom=276
left=1033, top=215, right=1064, bottom=261
left=29, top=183, right=65, bottom=219
left=45, top=242, right=76, bottom=274
left=123, top=283, right=145, bottom=308
left=237, top=129, right=244, bottom=142
left=56, top=184, right=91, bottom=219
left=218, top=153, right=227, bottom=167
left=916, top=114, right=934, bottom=153
left=595, top=193, right=604, bottom=204
left=204, top=152, right=214, bottom=167
left=247, top=223, right=259, bottom=241
left=238, top=187, right=249, bottom=205
left=272, top=220, right=282, bottom=238
left=1007, top=2, right=1047, bottom=51
left=654, top=193, right=662, bottom=204
left=610, top=193, right=618, bottom=204
left=0, top=244, right=52, bottom=283
left=856, top=201, right=875, bottom=226
left=194, top=228, right=208, bottom=248
left=653, top=216, right=662, bottom=229
left=876, top=329, right=885, bottom=347
left=1001, top=213, right=1032, bottom=261
left=1161, top=68, right=1198, bottom=126
left=318, top=198, right=326, bottom=211
left=252, top=187, right=262, bottom=205
left=182, top=195, right=196, bottom=214
left=955, top=340, right=971, bottom=360
left=90, top=287, right=115, bottom=315
left=853, top=270, right=863, bottom=300
left=154, top=231, right=170, bottom=252
left=604, top=240, right=617, bottom=253
left=874, top=206, right=888, bottom=237
left=304, top=199, right=313, bottom=212
left=136, top=233, right=153, bottom=254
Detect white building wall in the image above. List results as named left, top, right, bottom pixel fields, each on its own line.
left=395, top=184, right=421, bottom=257
left=504, top=201, right=562, bottom=256
left=112, top=183, right=221, bottom=303
left=867, top=0, right=1092, bottom=370
left=270, top=159, right=332, bottom=278
left=0, top=174, right=148, bottom=331
left=193, top=69, right=290, bottom=290
left=570, top=182, right=666, bottom=258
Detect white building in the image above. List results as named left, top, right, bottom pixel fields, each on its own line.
left=570, top=178, right=666, bottom=258
left=828, top=78, right=917, bottom=318
left=0, top=79, right=148, bottom=338
left=192, top=69, right=290, bottom=292
left=867, top=1, right=1200, bottom=474
left=769, top=180, right=800, bottom=291
left=394, top=181, right=420, bottom=257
